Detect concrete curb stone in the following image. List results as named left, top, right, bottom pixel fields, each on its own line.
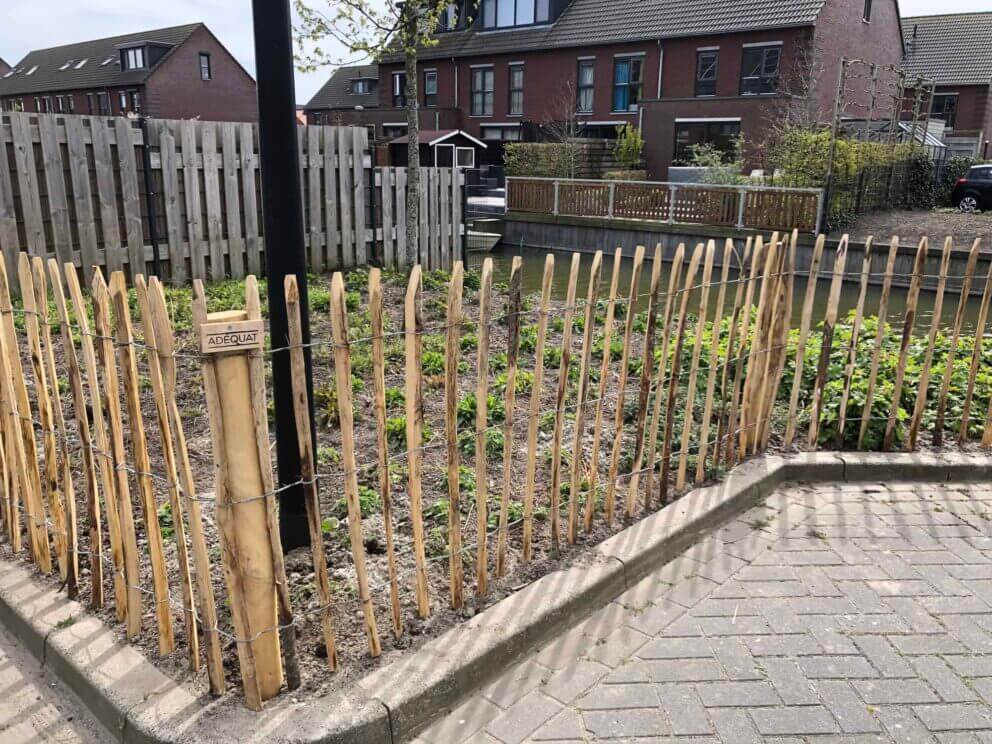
left=0, top=451, right=989, bottom=743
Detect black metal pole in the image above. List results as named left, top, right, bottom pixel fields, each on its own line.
left=138, top=116, right=162, bottom=278
left=251, top=0, right=313, bottom=550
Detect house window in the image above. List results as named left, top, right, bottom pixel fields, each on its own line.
left=54, top=95, right=65, bottom=113
left=97, top=92, right=110, bottom=116
left=612, top=56, right=643, bottom=112
left=456, top=147, right=475, bottom=168
left=863, top=0, right=872, bottom=21
left=424, top=69, right=438, bottom=107
left=351, top=78, right=375, bottom=94
left=695, top=51, right=718, bottom=96
left=119, top=92, right=128, bottom=113
left=508, top=64, right=524, bottom=115
left=481, top=125, right=521, bottom=141
left=481, top=0, right=550, bottom=29
left=199, top=53, right=212, bottom=80
left=383, top=124, right=407, bottom=138
left=392, top=72, right=407, bottom=107
left=577, top=60, right=594, bottom=113
left=131, top=91, right=141, bottom=113
left=931, top=94, right=958, bottom=128
left=740, top=45, right=780, bottom=95
left=674, top=119, right=741, bottom=164
left=122, top=47, right=145, bottom=70
left=471, top=67, right=494, bottom=116
left=437, top=3, right=458, bottom=31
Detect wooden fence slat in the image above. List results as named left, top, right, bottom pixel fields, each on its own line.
left=908, top=236, right=953, bottom=449
left=626, top=245, right=663, bottom=515
left=159, top=130, right=186, bottom=283
left=586, top=248, right=622, bottom=530
left=285, top=275, right=338, bottom=667
left=322, top=128, right=339, bottom=269
left=146, top=276, right=225, bottom=694
left=808, top=235, right=849, bottom=447
left=568, top=251, right=602, bottom=543
left=19, top=255, right=67, bottom=579
left=381, top=169, right=395, bottom=269
left=91, top=269, right=142, bottom=637
left=91, top=118, right=123, bottom=275
left=66, top=264, right=127, bottom=618
left=47, top=259, right=101, bottom=607
left=644, top=243, right=685, bottom=503
left=9, top=113, right=45, bottom=257
left=369, top=269, right=402, bottom=633
left=201, top=123, right=225, bottom=281
left=677, top=240, right=716, bottom=490
left=440, top=169, right=451, bottom=267
left=307, top=126, right=324, bottom=273
left=240, top=123, right=262, bottom=276
left=444, top=262, right=465, bottom=608
left=180, top=120, right=206, bottom=281
left=858, top=237, right=899, bottom=449
left=419, top=168, right=429, bottom=267
left=396, top=168, right=408, bottom=269
left=604, top=246, right=644, bottom=524
left=833, top=236, right=874, bottom=447
left=660, top=244, right=705, bottom=504
left=549, top=253, right=581, bottom=550
left=496, top=256, right=522, bottom=574
left=757, top=233, right=794, bottom=452
left=0, top=118, right=20, bottom=284
left=352, top=127, right=367, bottom=265
left=884, top=237, right=929, bottom=451
left=38, top=115, right=73, bottom=265
left=337, top=128, right=355, bottom=266
left=329, top=273, right=381, bottom=654
left=64, top=117, right=99, bottom=279
left=109, top=271, right=175, bottom=655
left=113, top=119, right=144, bottom=278
left=934, top=239, right=980, bottom=446
left=714, top=238, right=752, bottom=466
left=474, top=258, right=493, bottom=594
left=960, top=262, right=992, bottom=444
left=781, top=233, right=823, bottom=447
left=725, top=237, right=764, bottom=466
left=221, top=123, right=245, bottom=278
left=740, top=232, right=779, bottom=454
left=404, top=266, right=429, bottom=617
left=522, top=254, right=553, bottom=562
left=696, top=239, right=734, bottom=481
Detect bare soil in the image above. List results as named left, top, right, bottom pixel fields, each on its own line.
left=844, top=209, right=992, bottom=247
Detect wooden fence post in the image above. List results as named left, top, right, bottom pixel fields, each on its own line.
left=960, top=262, right=992, bottom=444
left=725, top=236, right=764, bottom=466
left=783, top=235, right=825, bottom=447
left=474, top=258, right=493, bottom=593
left=714, top=237, right=752, bottom=466
left=444, top=263, right=465, bottom=607
left=859, top=237, right=900, bottom=449
left=808, top=236, right=849, bottom=447
left=835, top=237, right=874, bottom=447
left=496, top=257, right=523, bottom=575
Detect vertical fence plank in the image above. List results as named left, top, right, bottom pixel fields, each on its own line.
left=159, top=130, right=186, bottom=283
left=110, top=271, right=175, bottom=655
left=725, top=237, right=763, bottom=466
left=34, top=258, right=79, bottom=597
left=369, top=269, right=402, bottom=634
left=474, top=258, right=493, bottom=593
left=66, top=265, right=127, bottom=619
left=221, top=123, right=245, bottom=278
left=549, top=253, right=581, bottom=550
left=180, top=120, right=207, bottom=281
left=884, top=237, right=929, bottom=451
left=696, top=239, right=734, bottom=481
left=677, top=240, right=716, bottom=490
left=134, top=275, right=199, bottom=669
left=0, top=275, right=31, bottom=554
left=322, top=127, right=339, bottom=269
left=419, top=168, right=429, bottom=267
left=146, top=277, right=225, bottom=695
left=859, top=237, right=900, bottom=449
left=240, top=123, right=261, bottom=276
left=644, top=244, right=685, bottom=503
left=626, top=245, right=663, bottom=514
left=91, top=269, right=142, bottom=637
left=329, top=273, right=381, bottom=654
left=522, top=255, right=553, bottom=562
left=0, top=259, right=50, bottom=568
left=381, top=169, right=395, bottom=269
left=0, top=117, right=20, bottom=284
left=444, top=263, right=464, bottom=608
left=808, top=236, right=849, bottom=448
left=19, top=255, right=67, bottom=579
left=395, top=168, right=407, bottom=270
left=38, top=115, right=73, bottom=266
left=337, top=128, right=355, bottom=267
left=909, top=237, right=953, bottom=449
left=352, top=127, right=367, bottom=266
left=783, top=235, right=824, bottom=447
left=9, top=113, right=45, bottom=257
left=604, top=246, right=644, bottom=524
left=496, top=256, right=522, bottom=574
left=201, top=123, right=225, bottom=281
left=960, top=262, right=992, bottom=444
left=568, top=252, right=602, bottom=542
left=757, top=234, right=794, bottom=452
left=586, top=248, right=622, bottom=530
left=285, top=275, right=338, bottom=667
left=440, top=169, right=451, bottom=267
left=47, top=259, right=102, bottom=607
left=307, top=126, right=324, bottom=273
left=114, top=119, right=144, bottom=278
left=404, top=266, right=430, bottom=617
left=740, top=233, right=779, bottom=454
left=64, top=117, right=99, bottom=278
left=91, top=118, right=123, bottom=275
left=935, top=238, right=981, bottom=446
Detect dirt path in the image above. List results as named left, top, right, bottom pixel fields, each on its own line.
left=845, top=209, right=992, bottom=246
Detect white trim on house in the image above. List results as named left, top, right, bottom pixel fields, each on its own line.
left=696, top=46, right=720, bottom=51
left=428, top=130, right=488, bottom=148
left=742, top=40, right=784, bottom=48
left=674, top=116, right=741, bottom=123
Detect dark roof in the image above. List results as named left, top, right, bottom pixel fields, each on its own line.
left=386, top=129, right=487, bottom=147
left=0, top=23, right=202, bottom=96
left=901, top=13, right=992, bottom=86
left=383, top=0, right=826, bottom=62
left=0, top=59, right=10, bottom=76
left=305, top=64, right=380, bottom=110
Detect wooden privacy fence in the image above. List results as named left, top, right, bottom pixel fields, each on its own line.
left=506, top=176, right=824, bottom=233
left=0, top=112, right=462, bottom=288
left=0, top=232, right=990, bottom=709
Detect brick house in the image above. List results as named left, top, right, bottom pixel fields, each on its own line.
left=0, top=24, right=257, bottom=122
left=312, top=0, right=904, bottom=178
left=901, top=13, right=992, bottom=159
left=0, top=59, right=10, bottom=77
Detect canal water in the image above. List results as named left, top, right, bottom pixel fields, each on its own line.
left=469, top=244, right=989, bottom=333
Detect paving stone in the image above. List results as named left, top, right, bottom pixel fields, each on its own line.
left=541, top=659, right=609, bottom=704
left=483, top=659, right=551, bottom=708
left=910, top=656, right=978, bottom=703
left=657, top=683, right=712, bottom=735
left=913, top=703, right=992, bottom=731
left=745, top=633, right=822, bottom=657
left=581, top=708, right=670, bottom=739
left=534, top=627, right=598, bottom=670
left=851, top=635, right=915, bottom=678
left=708, top=707, right=763, bottom=744
left=696, top=680, right=780, bottom=707
left=710, top=636, right=762, bottom=680
left=601, top=659, right=651, bottom=684
left=584, top=626, right=651, bottom=668
left=690, top=597, right=763, bottom=617
left=735, top=565, right=800, bottom=582
left=836, top=580, right=892, bottom=613
left=665, top=576, right=720, bottom=608
left=799, top=655, right=880, bottom=679
left=749, top=705, right=841, bottom=735
left=876, top=705, right=940, bottom=743
left=695, top=553, right=747, bottom=584
left=763, top=658, right=820, bottom=705
left=852, top=678, right=940, bottom=705
left=644, top=658, right=726, bottom=683
left=802, top=616, right=860, bottom=654
left=945, top=655, right=992, bottom=678
left=885, top=596, right=945, bottom=633
left=530, top=708, right=586, bottom=741
left=485, top=691, right=562, bottom=744
left=889, top=634, right=967, bottom=656
left=816, top=680, right=883, bottom=733
left=576, top=683, right=658, bottom=710
left=419, top=696, right=503, bottom=744
left=867, top=580, right=940, bottom=597
left=624, top=599, right=686, bottom=636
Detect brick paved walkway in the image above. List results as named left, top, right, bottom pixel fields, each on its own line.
left=416, top=481, right=992, bottom=743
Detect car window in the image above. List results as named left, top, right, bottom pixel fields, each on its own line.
left=971, top=166, right=992, bottom=179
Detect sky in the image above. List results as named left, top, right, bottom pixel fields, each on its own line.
left=1, top=0, right=989, bottom=106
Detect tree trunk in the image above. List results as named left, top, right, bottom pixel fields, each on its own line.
left=404, top=27, right=420, bottom=268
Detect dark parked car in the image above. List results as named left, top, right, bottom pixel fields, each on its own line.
left=952, top=164, right=992, bottom=212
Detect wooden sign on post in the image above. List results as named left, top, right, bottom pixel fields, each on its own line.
left=200, top=317, right=265, bottom=354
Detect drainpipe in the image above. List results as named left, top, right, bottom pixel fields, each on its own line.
left=452, top=58, right=458, bottom=108
left=656, top=40, right=663, bottom=99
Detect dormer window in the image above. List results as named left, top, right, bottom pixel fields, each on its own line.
left=59, top=60, right=74, bottom=71
left=481, top=0, right=550, bottom=29
left=74, top=58, right=88, bottom=69
left=25, top=65, right=38, bottom=76
left=437, top=3, right=459, bottom=31
left=351, top=78, right=375, bottom=94
left=101, top=56, right=115, bottom=66
left=122, top=47, right=145, bottom=70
